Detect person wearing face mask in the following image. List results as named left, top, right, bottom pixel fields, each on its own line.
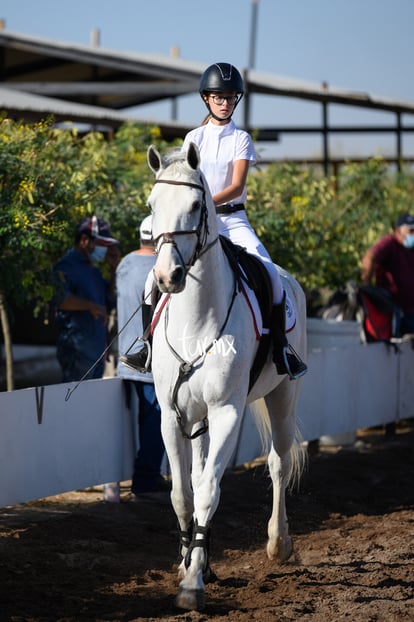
left=361, top=213, right=414, bottom=336
left=53, top=215, right=120, bottom=382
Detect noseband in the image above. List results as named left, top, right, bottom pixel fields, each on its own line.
left=153, top=178, right=218, bottom=271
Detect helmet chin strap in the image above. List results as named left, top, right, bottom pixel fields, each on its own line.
left=204, top=102, right=233, bottom=122
left=210, top=110, right=232, bottom=122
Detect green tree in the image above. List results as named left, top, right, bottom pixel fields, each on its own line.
left=0, top=117, right=172, bottom=389
left=2, top=116, right=414, bottom=390
left=247, top=158, right=414, bottom=308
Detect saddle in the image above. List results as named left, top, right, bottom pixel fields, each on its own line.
left=357, top=285, right=400, bottom=342
left=322, top=281, right=401, bottom=343
left=219, top=235, right=273, bottom=392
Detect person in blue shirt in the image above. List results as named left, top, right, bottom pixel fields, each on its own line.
left=53, top=215, right=120, bottom=383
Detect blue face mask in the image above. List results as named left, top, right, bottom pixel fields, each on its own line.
left=403, top=233, right=414, bottom=249
left=89, top=246, right=108, bottom=263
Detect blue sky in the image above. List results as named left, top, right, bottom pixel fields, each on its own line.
left=2, top=0, right=414, bottom=159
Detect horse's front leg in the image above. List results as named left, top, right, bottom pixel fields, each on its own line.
left=174, top=521, right=211, bottom=611
left=175, top=433, right=209, bottom=583
left=175, top=403, right=243, bottom=611
left=160, top=412, right=195, bottom=573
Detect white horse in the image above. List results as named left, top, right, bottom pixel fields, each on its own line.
left=147, top=142, right=307, bottom=611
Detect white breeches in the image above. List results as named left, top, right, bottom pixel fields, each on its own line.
left=218, top=212, right=284, bottom=305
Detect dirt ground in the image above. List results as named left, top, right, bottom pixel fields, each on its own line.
left=1, top=420, right=413, bottom=622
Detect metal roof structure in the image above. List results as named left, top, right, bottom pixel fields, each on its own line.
left=0, top=85, right=135, bottom=127
left=1, top=28, right=414, bottom=169
left=0, top=29, right=201, bottom=110
left=0, top=86, right=191, bottom=139
left=3, top=29, right=414, bottom=113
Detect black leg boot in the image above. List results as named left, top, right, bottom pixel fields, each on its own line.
left=119, top=303, right=153, bottom=373
left=271, top=293, right=307, bottom=379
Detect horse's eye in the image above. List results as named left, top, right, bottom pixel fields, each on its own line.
left=191, top=200, right=200, bottom=213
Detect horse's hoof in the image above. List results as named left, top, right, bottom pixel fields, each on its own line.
left=174, top=587, right=205, bottom=611
left=266, top=535, right=293, bottom=562
left=203, top=564, right=215, bottom=583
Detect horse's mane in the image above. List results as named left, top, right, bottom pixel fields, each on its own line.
left=157, top=146, right=202, bottom=182
left=152, top=144, right=213, bottom=210
left=158, top=147, right=189, bottom=170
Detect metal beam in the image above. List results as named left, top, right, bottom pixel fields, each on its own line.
left=248, top=125, right=414, bottom=134
left=7, top=81, right=197, bottom=97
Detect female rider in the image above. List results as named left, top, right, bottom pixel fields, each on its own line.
left=120, top=62, right=307, bottom=379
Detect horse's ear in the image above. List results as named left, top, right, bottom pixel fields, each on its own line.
left=147, top=145, right=162, bottom=174
left=186, top=142, right=200, bottom=171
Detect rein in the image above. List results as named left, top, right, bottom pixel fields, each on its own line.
left=153, top=175, right=238, bottom=440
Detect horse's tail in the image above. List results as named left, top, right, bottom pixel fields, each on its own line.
left=288, top=425, right=308, bottom=492
left=248, top=398, right=307, bottom=491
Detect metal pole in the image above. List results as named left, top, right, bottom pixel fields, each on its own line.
left=249, top=0, right=259, bottom=70
left=90, top=29, right=100, bottom=47
left=396, top=112, right=402, bottom=172
left=322, top=81, right=330, bottom=176
left=171, top=46, right=180, bottom=121
left=244, top=0, right=259, bottom=130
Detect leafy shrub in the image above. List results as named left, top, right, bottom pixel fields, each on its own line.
left=247, top=158, right=414, bottom=308
left=1, top=116, right=414, bottom=318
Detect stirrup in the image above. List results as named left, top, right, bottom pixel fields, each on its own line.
left=282, top=345, right=307, bottom=380
left=119, top=342, right=151, bottom=373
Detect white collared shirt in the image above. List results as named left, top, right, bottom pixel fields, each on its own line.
left=183, top=119, right=256, bottom=204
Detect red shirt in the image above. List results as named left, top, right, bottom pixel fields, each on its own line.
left=372, top=234, right=414, bottom=312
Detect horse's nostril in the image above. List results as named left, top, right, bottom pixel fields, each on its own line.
left=171, top=267, right=184, bottom=284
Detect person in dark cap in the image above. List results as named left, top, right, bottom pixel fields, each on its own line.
left=361, top=213, right=414, bottom=335
left=53, top=215, right=121, bottom=382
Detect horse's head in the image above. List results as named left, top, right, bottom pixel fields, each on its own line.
left=147, top=143, right=217, bottom=293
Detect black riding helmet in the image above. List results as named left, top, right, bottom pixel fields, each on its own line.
left=199, top=62, right=244, bottom=120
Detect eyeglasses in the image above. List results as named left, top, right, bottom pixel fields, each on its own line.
left=209, top=95, right=238, bottom=105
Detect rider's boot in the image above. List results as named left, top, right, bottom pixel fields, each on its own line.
left=271, top=292, right=307, bottom=379
left=119, top=303, right=153, bottom=373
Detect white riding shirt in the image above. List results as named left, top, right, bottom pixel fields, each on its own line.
left=182, top=119, right=284, bottom=305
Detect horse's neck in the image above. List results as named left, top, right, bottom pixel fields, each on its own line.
left=172, top=239, right=232, bottom=330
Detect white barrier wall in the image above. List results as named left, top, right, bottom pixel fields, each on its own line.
left=1, top=319, right=414, bottom=508
left=0, top=378, right=135, bottom=507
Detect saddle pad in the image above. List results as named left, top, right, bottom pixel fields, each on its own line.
left=151, top=287, right=296, bottom=341
left=241, top=281, right=296, bottom=336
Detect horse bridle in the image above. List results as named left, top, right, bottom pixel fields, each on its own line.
left=152, top=177, right=218, bottom=272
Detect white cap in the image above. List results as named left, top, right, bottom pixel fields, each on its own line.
left=139, top=215, right=153, bottom=241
